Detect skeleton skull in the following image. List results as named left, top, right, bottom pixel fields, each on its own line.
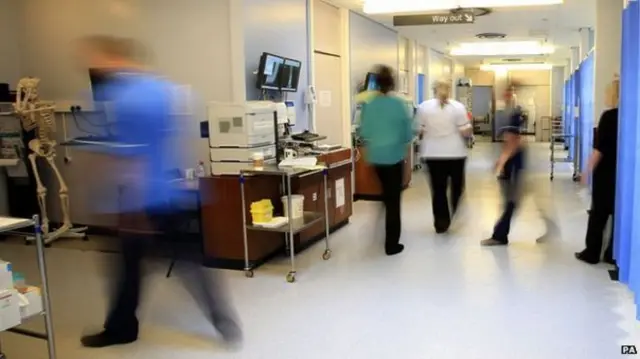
left=15, top=77, right=41, bottom=112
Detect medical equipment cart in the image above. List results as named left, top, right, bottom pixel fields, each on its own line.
left=0, top=215, right=56, bottom=359
left=550, top=133, right=576, bottom=181
left=239, top=165, right=331, bottom=283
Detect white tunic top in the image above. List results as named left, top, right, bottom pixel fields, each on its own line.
left=417, top=98, right=471, bottom=159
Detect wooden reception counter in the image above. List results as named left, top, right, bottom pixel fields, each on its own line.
left=199, top=148, right=353, bottom=269
left=353, top=146, right=412, bottom=201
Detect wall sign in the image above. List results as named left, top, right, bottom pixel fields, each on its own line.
left=393, top=12, right=475, bottom=26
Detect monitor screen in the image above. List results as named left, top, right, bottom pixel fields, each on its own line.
left=364, top=72, right=379, bottom=91
left=257, top=53, right=285, bottom=90
left=280, top=58, right=302, bottom=92
left=89, top=68, right=113, bottom=102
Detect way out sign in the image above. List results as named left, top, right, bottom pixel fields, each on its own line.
left=393, top=12, right=475, bottom=26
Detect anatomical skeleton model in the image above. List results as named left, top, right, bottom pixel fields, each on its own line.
left=13, top=78, right=87, bottom=244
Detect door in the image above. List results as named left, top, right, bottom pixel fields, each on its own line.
left=314, top=53, right=344, bottom=146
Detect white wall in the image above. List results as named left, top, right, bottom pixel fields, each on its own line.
left=426, top=49, right=453, bottom=98
left=0, top=0, right=22, bottom=86
left=243, top=0, right=309, bottom=130
left=348, top=11, right=398, bottom=111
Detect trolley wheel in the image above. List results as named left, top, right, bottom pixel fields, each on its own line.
left=44, top=243, right=52, bottom=248
left=286, top=271, right=296, bottom=283
left=572, top=174, right=580, bottom=182
left=244, top=270, right=254, bottom=278
left=83, top=234, right=89, bottom=241
left=550, top=176, right=553, bottom=181
left=322, top=249, right=332, bottom=260
left=24, top=239, right=31, bottom=246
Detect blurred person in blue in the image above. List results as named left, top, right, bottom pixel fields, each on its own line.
left=76, top=35, right=241, bottom=348
left=482, top=84, right=558, bottom=246
left=358, top=65, right=413, bottom=256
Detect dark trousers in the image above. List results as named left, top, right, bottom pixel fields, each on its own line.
left=373, top=161, right=404, bottom=249
left=424, top=158, right=466, bottom=232
left=582, top=184, right=615, bottom=261
left=105, top=210, right=231, bottom=338
left=492, top=170, right=523, bottom=242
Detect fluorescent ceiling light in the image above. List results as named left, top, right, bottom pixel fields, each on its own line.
left=480, top=63, right=553, bottom=71
left=363, top=0, right=563, bottom=14
left=450, top=41, right=555, bottom=56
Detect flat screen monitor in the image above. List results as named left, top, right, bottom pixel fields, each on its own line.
left=280, top=58, right=302, bottom=92
left=257, top=53, right=285, bottom=90
left=88, top=68, right=112, bottom=102
left=364, top=72, right=379, bottom=91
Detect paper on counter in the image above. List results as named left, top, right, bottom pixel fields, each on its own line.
left=335, top=178, right=345, bottom=208
left=0, top=290, right=21, bottom=331
left=0, top=261, right=12, bottom=291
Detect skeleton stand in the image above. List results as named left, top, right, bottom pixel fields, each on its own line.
left=13, top=78, right=88, bottom=245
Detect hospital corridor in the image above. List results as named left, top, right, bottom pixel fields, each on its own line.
left=0, top=143, right=636, bottom=359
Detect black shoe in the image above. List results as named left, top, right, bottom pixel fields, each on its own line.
left=385, top=244, right=405, bottom=256
left=81, top=331, right=137, bottom=348
left=480, top=238, right=508, bottom=246
left=574, top=251, right=599, bottom=265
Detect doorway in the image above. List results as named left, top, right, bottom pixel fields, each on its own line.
left=314, top=53, right=344, bottom=145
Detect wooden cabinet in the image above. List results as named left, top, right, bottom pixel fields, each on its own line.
left=354, top=146, right=412, bottom=200
left=199, top=148, right=354, bottom=269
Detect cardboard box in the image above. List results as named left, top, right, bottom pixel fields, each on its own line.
left=0, top=290, right=21, bottom=331
left=0, top=261, right=13, bottom=290
left=18, top=286, right=43, bottom=319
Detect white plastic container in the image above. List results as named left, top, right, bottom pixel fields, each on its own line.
left=281, top=195, right=304, bottom=219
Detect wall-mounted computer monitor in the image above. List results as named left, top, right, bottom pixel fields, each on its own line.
left=256, top=53, right=285, bottom=90
left=280, top=58, right=302, bottom=92
left=364, top=72, right=379, bottom=91
left=89, top=68, right=112, bottom=102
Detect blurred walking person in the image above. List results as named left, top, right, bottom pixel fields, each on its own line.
left=76, top=35, right=242, bottom=348
left=358, top=65, right=413, bottom=256
left=417, top=80, right=472, bottom=234
left=482, top=84, right=558, bottom=246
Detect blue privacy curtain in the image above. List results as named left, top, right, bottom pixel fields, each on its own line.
left=573, top=69, right=581, bottom=170
left=579, top=52, right=595, bottom=175
left=416, top=74, right=425, bottom=104
left=615, top=0, right=640, bottom=319
left=567, top=74, right=576, bottom=158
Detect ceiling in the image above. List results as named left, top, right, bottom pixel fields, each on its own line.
left=329, top=0, right=595, bottom=67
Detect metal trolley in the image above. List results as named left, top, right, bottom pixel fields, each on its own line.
left=239, top=166, right=331, bottom=283
left=0, top=215, right=56, bottom=359
left=550, top=133, right=576, bottom=181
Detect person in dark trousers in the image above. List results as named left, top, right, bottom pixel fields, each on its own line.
left=417, top=80, right=472, bottom=233
left=358, top=65, right=413, bottom=256
left=575, top=78, right=619, bottom=265
left=481, top=85, right=559, bottom=246
left=76, top=35, right=242, bottom=348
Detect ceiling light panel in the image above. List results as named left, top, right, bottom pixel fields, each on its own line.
left=363, top=0, right=563, bottom=14
left=450, top=41, right=555, bottom=56
left=480, top=63, right=553, bottom=71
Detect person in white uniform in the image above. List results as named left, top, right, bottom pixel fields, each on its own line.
left=417, top=80, right=472, bottom=233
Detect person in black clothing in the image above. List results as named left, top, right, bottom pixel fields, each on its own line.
left=575, top=79, right=619, bottom=264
